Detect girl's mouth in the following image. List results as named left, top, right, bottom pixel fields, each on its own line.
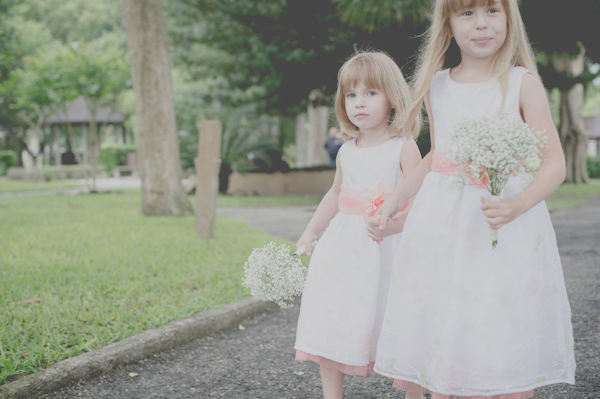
left=473, top=37, right=491, bottom=45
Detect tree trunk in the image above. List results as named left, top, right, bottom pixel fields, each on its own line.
left=552, top=48, right=590, bottom=184
left=294, top=113, right=307, bottom=168
left=88, top=107, right=99, bottom=192
left=121, top=0, right=192, bottom=215
left=306, top=89, right=329, bottom=167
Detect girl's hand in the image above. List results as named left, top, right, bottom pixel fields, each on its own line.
left=480, top=196, right=524, bottom=229
left=367, top=215, right=385, bottom=242
left=367, top=212, right=406, bottom=242
left=376, top=191, right=401, bottom=230
left=296, top=231, right=318, bottom=256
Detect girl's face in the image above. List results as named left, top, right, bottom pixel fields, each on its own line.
left=448, top=0, right=508, bottom=63
left=344, top=81, right=392, bottom=135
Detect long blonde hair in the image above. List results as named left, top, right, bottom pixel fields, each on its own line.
left=406, top=0, right=540, bottom=131
left=335, top=50, right=421, bottom=142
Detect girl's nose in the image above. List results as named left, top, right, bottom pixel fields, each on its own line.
left=475, top=14, right=488, bottom=29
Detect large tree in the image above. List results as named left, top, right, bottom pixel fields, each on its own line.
left=121, top=0, right=192, bottom=216
left=521, top=0, right=600, bottom=184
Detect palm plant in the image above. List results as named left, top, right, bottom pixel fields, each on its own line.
left=218, top=105, right=279, bottom=193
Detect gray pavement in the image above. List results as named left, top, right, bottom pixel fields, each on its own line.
left=33, top=197, right=600, bottom=399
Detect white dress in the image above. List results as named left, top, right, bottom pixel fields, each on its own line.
left=295, top=136, right=405, bottom=376
left=374, top=68, right=576, bottom=398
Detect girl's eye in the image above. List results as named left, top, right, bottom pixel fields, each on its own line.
left=461, top=10, right=472, bottom=16
left=368, top=91, right=376, bottom=96
left=346, top=93, right=355, bottom=98
left=489, top=8, right=498, bottom=14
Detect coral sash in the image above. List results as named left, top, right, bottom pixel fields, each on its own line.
left=432, top=151, right=490, bottom=188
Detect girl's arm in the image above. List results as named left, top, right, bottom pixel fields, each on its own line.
left=481, top=74, right=566, bottom=229
left=296, top=154, right=344, bottom=255
left=378, top=93, right=436, bottom=230
left=367, top=138, right=422, bottom=241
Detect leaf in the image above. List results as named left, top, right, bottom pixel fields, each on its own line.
left=238, top=325, right=245, bottom=330
left=128, top=372, right=139, bottom=377
left=10, top=297, right=43, bottom=306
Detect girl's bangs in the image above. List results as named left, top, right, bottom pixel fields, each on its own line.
left=339, top=58, right=385, bottom=94
left=444, top=0, right=505, bottom=14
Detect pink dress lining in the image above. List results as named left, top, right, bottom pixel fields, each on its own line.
left=295, top=350, right=375, bottom=377
left=393, top=379, right=534, bottom=399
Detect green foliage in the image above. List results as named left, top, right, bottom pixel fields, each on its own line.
left=10, top=0, right=122, bottom=44
left=99, top=144, right=137, bottom=174
left=334, top=0, right=427, bottom=33
left=587, top=156, right=600, bottom=178
left=166, top=0, right=426, bottom=115
left=178, top=99, right=279, bottom=173
left=0, top=150, right=17, bottom=175
left=0, top=191, right=283, bottom=384
left=521, top=1, right=600, bottom=91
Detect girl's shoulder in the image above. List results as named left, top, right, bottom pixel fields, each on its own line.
left=432, top=68, right=450, bottom=85
left=337, top=138, right=356, bottom=155
left=340, top=138, right=357, bottom=149
left=510, top=66, right=530, bottom=80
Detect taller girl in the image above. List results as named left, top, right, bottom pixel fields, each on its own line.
left=374, top=1, right=576, bottom=398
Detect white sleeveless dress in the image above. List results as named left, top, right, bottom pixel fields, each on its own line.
left=295, top=136, right=405, bottom=376
left=374, top=68, right=576, bottom=398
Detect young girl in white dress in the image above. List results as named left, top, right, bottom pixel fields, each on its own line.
left=373, top=1, right=576, bottom=398
left=294, top=51, right=422, bottom=399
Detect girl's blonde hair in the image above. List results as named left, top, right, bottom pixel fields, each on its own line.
left=405, top=0, right=540, bottom=131
left=335, top=50, right=421, bottom=142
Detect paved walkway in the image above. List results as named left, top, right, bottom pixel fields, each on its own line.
left=36, top=193, right=600, bottom=398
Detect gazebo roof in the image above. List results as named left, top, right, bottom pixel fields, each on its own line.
left=44, top=95, right=127, bottom=125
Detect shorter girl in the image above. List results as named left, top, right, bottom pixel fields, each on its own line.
left=294, top=51, right=422, bottom=399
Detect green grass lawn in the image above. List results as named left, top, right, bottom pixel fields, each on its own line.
left=0, top=179, right=80, bottom=193
left=0, top=191, right=303, bottom=385
left=546, top=179, right=600, bottom=210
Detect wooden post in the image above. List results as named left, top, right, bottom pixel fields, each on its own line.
left=195, top=121, right=222, bottom=239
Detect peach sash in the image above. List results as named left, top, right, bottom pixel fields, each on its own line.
left=338, top=182, right=409, bottom=217
left=432, top=151, right=490, bottom=188
left=338, top=183, right=389, bottom=217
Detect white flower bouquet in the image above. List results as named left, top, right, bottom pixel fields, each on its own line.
left=445, top=116, right=547, bottom=248
left=242, top=241, right=308, bottom=308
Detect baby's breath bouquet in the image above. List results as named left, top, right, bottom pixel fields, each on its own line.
left=242, top=241, right=307, bottom=308
left=445, top=116, right=547, bottom=248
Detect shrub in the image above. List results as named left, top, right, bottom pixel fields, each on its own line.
left=99, top=144, right=137, bottom=174
left=0, top=150, right=18, bottom=176
left=587, top=156, right=600, bottom=178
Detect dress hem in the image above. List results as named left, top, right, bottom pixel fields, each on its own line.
left=295, top=349, right=374, bottom=377
left=373, top=368, right=574, bottom=399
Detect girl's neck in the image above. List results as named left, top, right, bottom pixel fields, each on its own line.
left=450, top=58, right=499, bottom=83
left=355, top=129, right=391, bottom=148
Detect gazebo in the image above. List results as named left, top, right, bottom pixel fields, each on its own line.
left=44, top=95, right=130, bottom=165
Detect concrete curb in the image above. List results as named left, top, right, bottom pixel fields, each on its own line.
left=0, top=297, right=274, bottom=399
